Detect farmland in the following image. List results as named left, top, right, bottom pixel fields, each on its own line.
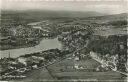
left=18, top=57, right=126, bottom=82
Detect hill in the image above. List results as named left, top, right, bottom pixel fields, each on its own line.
left=1, top=10, right=106, bottom=18
left=85, top=13, right=127, bottom=21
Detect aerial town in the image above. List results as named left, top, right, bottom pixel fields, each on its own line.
left=0, top=1, right=127, bottom=82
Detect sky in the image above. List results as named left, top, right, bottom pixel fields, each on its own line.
left=1, top=0, right=127, bottom=14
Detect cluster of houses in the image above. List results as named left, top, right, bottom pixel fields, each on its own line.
left=17, top=55, right=45, bottom=68
left=0, top=49, right=65, bottom=80
left=58, top=30, right=89, bottom=52
left=28, top=20, right=58, bottom=37
left=90, top=51, right=119, bottom=71
left=90, top=51, right=128, bottom=74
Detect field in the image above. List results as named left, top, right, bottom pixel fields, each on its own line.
left=94, top=28, right=127, bottom=36
left=15, top=68, right=54, bottom=81
left=47, top=58, right=100, bottom=72
left=3, top=54, right=126, bottom=82
left=47, top=58, right=125, bottom=81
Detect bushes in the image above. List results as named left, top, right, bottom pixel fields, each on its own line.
left=108, top=20, right=127, bottom=27
left=88, top=35, right=126, bottom=55
left=88, top=35, right=127, bottom=72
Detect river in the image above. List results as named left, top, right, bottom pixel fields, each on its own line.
left=0, top=38, right=62, bottom=58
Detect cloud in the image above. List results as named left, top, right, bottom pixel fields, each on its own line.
left=1, top=0, right=127, bottom=14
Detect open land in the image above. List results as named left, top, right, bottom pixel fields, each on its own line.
left=0, top=10, right=127, bottom=81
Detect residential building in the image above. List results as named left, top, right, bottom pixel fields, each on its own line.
left=17, top=57, right=27, bottom=66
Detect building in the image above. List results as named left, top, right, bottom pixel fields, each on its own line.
left=17, top=57, right=27, bottom=66
left=74, top=56, right=79, bottom=61
left=90, top=51, right=117, bottom=71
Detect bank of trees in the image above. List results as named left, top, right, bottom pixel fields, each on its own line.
left=88, top=35, right=127, bottom=72
left=108, top=20, right=127, bottom=27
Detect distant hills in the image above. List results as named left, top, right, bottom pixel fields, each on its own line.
left=1, top=10, right=106, bottom=18
left=86, top=13, right=127, bottom=21
left=1, top=10, right=127, bottom=27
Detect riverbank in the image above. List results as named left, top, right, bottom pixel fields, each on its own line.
left=0, top=37, right=62, bottom=58
left=0, top=36, right=55, bottom=51
left=0, top=42, right=38, bottom=51
left=0, top=48, right=70, bottom=81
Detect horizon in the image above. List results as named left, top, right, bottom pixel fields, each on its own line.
left=1, top=9, right=127, bottom=16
